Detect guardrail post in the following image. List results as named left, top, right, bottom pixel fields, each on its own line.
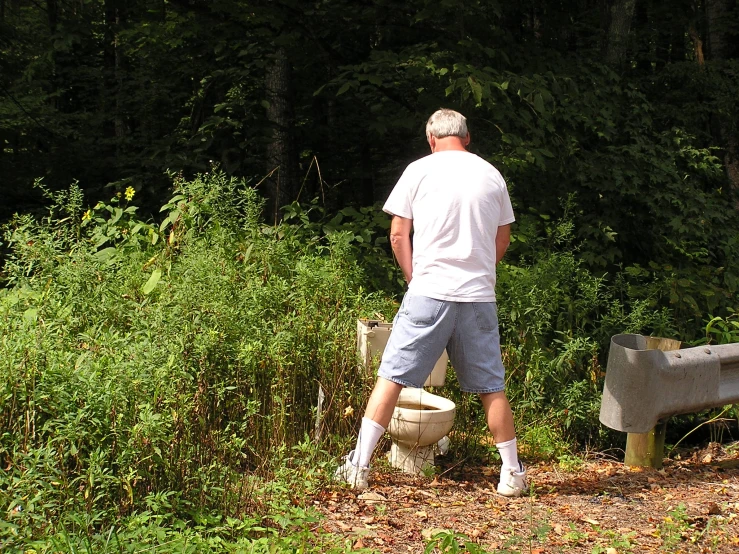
left=618, top=336, right=679, bottom=469
left=624, top=421, right=667, bottom=468
left=601, top=333, right=739, bottom=469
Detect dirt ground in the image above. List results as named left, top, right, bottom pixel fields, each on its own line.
left=315, top=443, right=739, bottom=553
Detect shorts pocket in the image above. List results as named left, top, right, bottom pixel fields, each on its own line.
left=472, top=303, right=497, bottom=331
left=404, top=294, right=443, bottom=326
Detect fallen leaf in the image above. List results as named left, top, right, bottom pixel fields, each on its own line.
left=581, top=516, right=600, bottom=526
left=353, top=538, right=365, bottom=549
left=358, top=491, right=386, bottom=504
left=414, top=510, right=428, bottom=520
left=707, top=502, right=722, bottom=515
left=421, top=528, right=448, bottom=540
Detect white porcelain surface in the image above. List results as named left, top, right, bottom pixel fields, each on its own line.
left=387, top=442, right=436, bottom=474
left=388, top=388, right=455, bottom=447
left=356, top=319, right=449, bottom=387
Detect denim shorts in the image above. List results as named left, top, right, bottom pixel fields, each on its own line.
left=377, top=292, right=506, bottom=393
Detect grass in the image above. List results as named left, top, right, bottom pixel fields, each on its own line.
left=2, top=173, right=735, bottom=552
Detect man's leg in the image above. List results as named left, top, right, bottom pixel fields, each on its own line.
left=351, top=377, right=403, bottom=467
left=337, top=293, right=451, bottom=488
left=365, top=376, right=405, bottom=428
left=334, top=377, right=403, bottom=489
left=480, top=390, right=515, bottom=443
left=481, top=391, right=526, bottom=496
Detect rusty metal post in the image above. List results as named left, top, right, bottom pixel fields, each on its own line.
left=624, top=337, right=679, bottom=468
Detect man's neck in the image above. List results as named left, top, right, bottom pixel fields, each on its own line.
left=430, top=135, right=469, bottom=153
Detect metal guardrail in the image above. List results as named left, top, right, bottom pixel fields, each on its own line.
left=599, top=333, right=739, bottom=434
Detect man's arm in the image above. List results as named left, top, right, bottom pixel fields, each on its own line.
left=495, top=224, right=511, bottom=264
left=389, top=215, right=413, bottom=283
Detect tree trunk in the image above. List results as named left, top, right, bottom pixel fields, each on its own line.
left=603, top=0, right=637, bottom=66
left=46, top=0, right=58, bottom=110
left=688, top=24, right=705, bottom=65
left=633, top=0, right=651, bottom=73
left=104, top=0, right=129, bottom=145
left=265, top=46, right=298, bottom=224
left=705, top=0, right=739, bottom=198
left=705, top=0, right=730, bottom=59
left=46, top=0, right=57, bottom=33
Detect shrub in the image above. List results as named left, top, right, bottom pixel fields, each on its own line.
left=0, top=173, right=393, bottom=547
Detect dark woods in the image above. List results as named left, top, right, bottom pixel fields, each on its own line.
left=1, top=0, right=739, bottom=320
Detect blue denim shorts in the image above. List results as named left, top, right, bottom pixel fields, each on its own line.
left=377, top=292, right=506, bottom=393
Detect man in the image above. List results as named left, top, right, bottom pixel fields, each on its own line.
left=335, top=108, right=527, bottom=497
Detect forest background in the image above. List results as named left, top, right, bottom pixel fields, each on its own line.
left=1, top=0, right=739, bottom=552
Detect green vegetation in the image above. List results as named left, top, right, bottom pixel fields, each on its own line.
left=1, top=171, right=738, bottom=550
left=2, top=0, right=739, bottom=549
left=0, top=175, right=393, bottom=551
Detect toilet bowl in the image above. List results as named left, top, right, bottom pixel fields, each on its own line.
left=387, top=387, right=456, bottom=474
left=357, top=319, right=456, bottom=474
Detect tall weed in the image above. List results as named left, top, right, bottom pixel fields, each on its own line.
left=0, top=173, right=391, bottom=548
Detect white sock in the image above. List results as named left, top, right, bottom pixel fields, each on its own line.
left=350, top=417, right=385, bottom=468
left=496, top=437, right=520, bottom=470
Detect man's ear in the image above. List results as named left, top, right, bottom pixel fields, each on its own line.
left=428, top=135, right=436, bottom=152
left=463, top=133, right=471, bottom=147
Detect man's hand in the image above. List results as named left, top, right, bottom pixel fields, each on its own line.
left=390, top=215, right=413, bottom=283
left=495, top=224, right=511, bottom=264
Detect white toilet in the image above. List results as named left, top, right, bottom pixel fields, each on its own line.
left=357, top=319, right=456, bottom=474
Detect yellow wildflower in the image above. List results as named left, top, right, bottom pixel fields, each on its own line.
left=125, top=186, right=135, bottom=201
left=82, top=210, right=92, bottom=222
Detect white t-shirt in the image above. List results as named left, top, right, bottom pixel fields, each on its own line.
left=383, top=150, right=515, bottom=302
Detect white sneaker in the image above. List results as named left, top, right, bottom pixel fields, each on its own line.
left=334, top=450, right=370, bottom=490
left=497, top=461, right=528, bottom=497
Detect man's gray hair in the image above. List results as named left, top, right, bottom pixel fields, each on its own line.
left=425, top=109, right=468, bottom=140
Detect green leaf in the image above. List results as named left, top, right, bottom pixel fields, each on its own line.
left=336, top=82, right=352, bottom=96
left=468, top=76, right=483, bottom=105
left=142, top=269, right=162, bottom=295
left=533, top=93, right=545, bottom=114
left=23, top=308, right=38, bottom=324
left=312, top=84, right=326, bottom=96
left=93, top=247, right=117, bottom=262
left=110, top=207, right=124, bottom=225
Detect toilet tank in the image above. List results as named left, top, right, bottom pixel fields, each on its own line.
left=357, top=319, right=448, bottom=387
